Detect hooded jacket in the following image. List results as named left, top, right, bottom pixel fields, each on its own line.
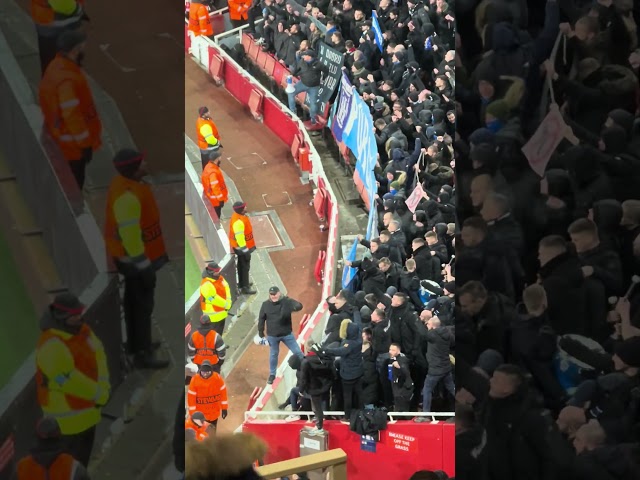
left=592, top=199, right=623, bottom=253
left=299, top=350, right=335, bottom=396
left=325, top=320, right=364, bottom=380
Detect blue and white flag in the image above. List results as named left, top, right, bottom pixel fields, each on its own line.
left=371, top=11, right=384, bottom=53
left=341, top=237, right=359, bottom=289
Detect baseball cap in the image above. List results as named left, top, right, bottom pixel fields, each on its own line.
left=269, top=286, right=280, bottom=295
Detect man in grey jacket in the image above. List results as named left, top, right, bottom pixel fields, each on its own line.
left=258, top=286, right=304, bottom=384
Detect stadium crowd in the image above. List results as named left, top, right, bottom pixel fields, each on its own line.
left=455, top=0, right=640, bottom=479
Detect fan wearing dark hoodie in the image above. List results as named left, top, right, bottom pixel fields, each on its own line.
left=299, top=340, right=336, bottom=433
left=346, top=256, right=386, bottom=300
left=361, top=327, right=380, bottom=406
left=12, top=417, right=90, bottom=480
left=386, top=342, right=414, bottom=412
left=324, top=318, right=364, bottom=421
left=323, top=290, right=360, bottom=346
left=590, top=199, right=624, bottom=254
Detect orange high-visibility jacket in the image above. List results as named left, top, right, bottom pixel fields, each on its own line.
left=201, top=162, right=229, bottom=208
left=187, top=372, right=228, bottom=421
left=188, top=325, right=227, bottom=366
left=228, top=0, right=251, bottom=21
left=16, top=452, right=80, bottom=480
left=104, top=175, right=168, bottom=268
left=188, top=2, right=213, bottom=36
left=228, top=212, right=256, bottom=253
left=31, top=0, right=84, bottom=35
left=39, top=54, right=102, bottom=162
left=185, top=418, right=209, bottom=441
left=196, top=117, right=220, bottom=150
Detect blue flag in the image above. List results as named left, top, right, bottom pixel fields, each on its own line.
left=341, top=238, right=359, bottom=289
left=371, top=11, right=384, bottom=53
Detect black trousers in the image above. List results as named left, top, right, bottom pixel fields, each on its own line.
left=213, top=202, right=224, bottom=221
left=200, top=151, right=208, bottom=170
left=211, top=318, right=226, bottom=336
left=37, top=33, right=59, bottom=77
left=63, top=425, right=96, bottom=467
left=230, top=18, right=247, bottom=29
left=69, top=154, right=91, bottom=191
left=311, top=394, right=326, bottom=429
left=122, top=268, right=157, bottom=355
left=342, top=376, right=363, bottom=421
left=247, top=6, right=262, bottom=34
left=236, top=253, right=251, bottom=289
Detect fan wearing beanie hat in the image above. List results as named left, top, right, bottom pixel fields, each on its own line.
left=187, top=359, right=228, bottom=425
left=104, top=148, right=170, bottom=370
left=39, top=28, right=100, bottom=191
left=196, top=106, right=222, bottom=169
left=15, top=416, right=91, bottom=477
left=484, top=99, right=510, bottom=133
left=229, top=201, right=257, bottom=295
left=35, top=293, right=110, bottom=466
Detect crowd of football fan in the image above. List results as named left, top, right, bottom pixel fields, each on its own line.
left=455, top=0, right=640, bottom=479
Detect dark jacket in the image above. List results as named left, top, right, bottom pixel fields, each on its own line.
left=258, top=296, right=303, bottom=338
left=299, top=351, right=335, bottom=396
left=578, top=243, right=624, bottom=296
left=425, top=326, right=453, bottom=375
left=386, top=301, right=425, bottom=367
left=325, top=321, right=364, bottom=380
left=291, top=57, right=329, bottom=87
left=361, top=343, right=379, bottom=405
left=324, top=299, right=359, bottom=346
left=387, top=353, right=413, bottom=396
left=370, top=319, right=392, bottom=357
left=412, top=245, right=438, bottom=281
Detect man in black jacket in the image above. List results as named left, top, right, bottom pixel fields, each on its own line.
left=287, top=49, right=329, bottom=127
left=258, top=286, right=304, bottom=384
left=299, top=340, right=335, bottom=434
left=387, top=343, right=414, bottom=411
left=417, top=316, right=454, bottom=418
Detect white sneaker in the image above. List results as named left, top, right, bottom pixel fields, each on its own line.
left=285, top=414, right=301, bottom=422
left=307, top=427, right=325, bottom=435
left=255, top=38, right=265, bottom=45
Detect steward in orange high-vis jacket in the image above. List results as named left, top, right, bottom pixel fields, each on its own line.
left=188, top=0, right=213, bottom=37
left=228, top=0, right=251, bottom=28
left=187, top=360, right=228, bottom=429
left=104, top=149, right=169, bottom=370
left=14, top=417, right=90, bottom=480
left=39, top=30, right=101, bottom=191
left=201, top=152, right=228, bottom=220
left=196, top=106, right=221, bottom=169
left=185, top=411, right=210, bottom=441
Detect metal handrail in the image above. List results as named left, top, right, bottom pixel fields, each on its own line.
left=212, top=18, right=264, bottom=45
left=245, top=411, right=454, bottom=421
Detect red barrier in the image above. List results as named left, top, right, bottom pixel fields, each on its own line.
left=313, top=250, right=325, bottom=284
left=243, top=420, right=455, bottom=478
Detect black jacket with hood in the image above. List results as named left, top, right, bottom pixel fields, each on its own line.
left=299, top=348, right=335, bottom=396
left=425, top=326, right=453, bottom=375
left=325, top=320, right=364, bottom=381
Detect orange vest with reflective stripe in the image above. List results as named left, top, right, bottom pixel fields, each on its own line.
left=188, top=3, right=213, bottom=36
left=187, top=373, right=228, bottom=421
left=36, top=324, right=98, bottom=412
left=228, top=0, right=251, bottom=21
left=191, top=328, right=221, bottom=366
left=16, top=452, right=76, bottom=480
left=200, top=277, right=229, bottom=316
left=185, top=418, right=209, bottom=441
left=104, top=175, right=167, bottom=263
left=196, top=117, right=220, bottom=150
left=39, top=54, right=102, bottom=161
left=201, top=162, right=228, bottom=207
left=228, top=212, right=256, bottom=251
left=31, top=0, right=84, bottom=29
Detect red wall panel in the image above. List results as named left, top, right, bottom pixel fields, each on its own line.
left=243, top=420, right=455, bottom=478
left=262, top=97, right=298, bottom=146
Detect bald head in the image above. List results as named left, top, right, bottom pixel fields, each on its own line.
left=573, top=420, right=606, bottom=454
left=470, top=174, right=493, bottom=208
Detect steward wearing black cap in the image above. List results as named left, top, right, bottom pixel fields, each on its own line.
left=38, top=29, right=101, bottom=190
left=35, top=293, right=109, bottom=467
left=13, top=417, right=90, bottom=479
left=228, top=201, right=257, bottom=295
left=104, top=148, right=169, bottom=370
left=196, top=106, right=222, bottom=169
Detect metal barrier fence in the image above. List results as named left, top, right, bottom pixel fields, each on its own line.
left=0, top=28, right=122, bottom=476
